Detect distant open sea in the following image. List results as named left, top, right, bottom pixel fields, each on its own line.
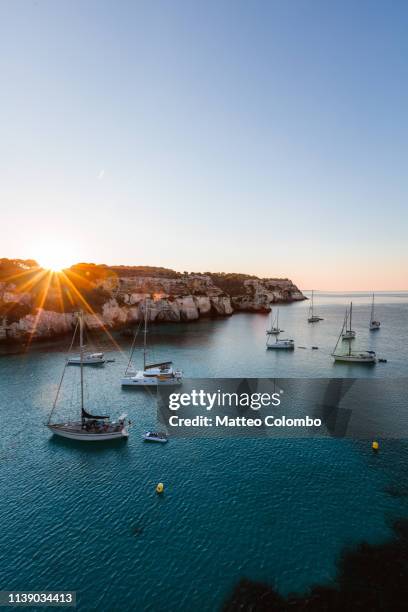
left=0, top=292, right=407, bottom=610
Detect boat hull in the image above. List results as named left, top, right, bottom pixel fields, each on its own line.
left=333, top=354, right=376, bottom=364
left=67, top=358, right=106, bottom=365
left=266, top=343, right=294, bottom=350
left=48, top=424, right=128, bottom=441
left=121, top=377, right=182, bottom=386
left=342, top=332, right=356, bottom=340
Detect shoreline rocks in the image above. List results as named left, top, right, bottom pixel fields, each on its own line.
left=0, top=267, right=305, bottom=344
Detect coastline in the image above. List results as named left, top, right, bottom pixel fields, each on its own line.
left=0, top=260, right=305, bottom=346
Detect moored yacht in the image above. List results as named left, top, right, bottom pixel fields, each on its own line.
left=266, top=310, right=294, bottom=349
left=266, top=337, right=295, bottom=350
left=67, top=351, right=105, bottom=365
left=266, top=307, right=282, bottom=335
left=47, top=311, right=130, bottom=441
left=369, top=293, right=381, bottom=330
left=122, top=361, right=183, bottom=386
left=332, top=312, right=376, bottom=364
left=48, top=415, right=129, bottom=441
left=307, top=290, right=324, bottom=322
left=121, top=298, right=183, bottom=387
left=342, top=303, right=356, bottom=339
left=333, top=351, right=377, bottom=364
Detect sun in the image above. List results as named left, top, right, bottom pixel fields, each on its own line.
left=34, top=243, right=75, bottom=272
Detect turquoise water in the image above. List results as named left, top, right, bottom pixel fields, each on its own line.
left=122, top=290, right=407, bottom=379
left=0, top=292, right=407, bottom=610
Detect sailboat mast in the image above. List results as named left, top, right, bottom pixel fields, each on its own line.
left=332, top=313, right=346, bottom=356
left=79, top=311, right=84, bottom=420
left=311, top=290, right=314, bottom=316
left=143, top=298, right=148, bottom=370
left=349, top=302, right=353, bottom=332
left=371, top=293, right=375, bottom=322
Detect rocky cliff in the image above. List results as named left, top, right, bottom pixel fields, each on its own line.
left=231, top=278, right=305, bottom=312
left=0, top=260, right=305, bottom=342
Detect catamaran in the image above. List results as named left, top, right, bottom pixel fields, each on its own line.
left=266, top=307, right=282, bottom=335
left=121, top=298, right=183, bottom=387
left=369, top=293, right=381, bottom=330
left=307, top=290, right=324, bottom=322
left=332, top=313, right=376, bottom=364
left=47, top=312, right=130, bottom=441
left=342, top=302, right=356, bottom=339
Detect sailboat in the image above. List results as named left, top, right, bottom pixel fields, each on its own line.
left=266, top=307, right=283, bottom=335
left=332, top=314, right=376, bottom=364
left=342, top=302, right=356, bottom=340
left=121, top=298, right=183, bottom=387
left=266, top=336, right=295, bottom=350
left=64, top=314, right=106, bottom=364
left=369, top=293, right=381, bottom=330
left=307, top=290, right=324, bottom=322
left=67, top=351, right=105, bottom=365
left=266, top=311, right=294, bottom=350
left=47, top=312, right=130, bottom=441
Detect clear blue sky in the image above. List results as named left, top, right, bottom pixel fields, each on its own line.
left=1, top=0, right=407, bottom=289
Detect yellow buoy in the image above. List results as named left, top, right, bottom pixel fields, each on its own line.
left=372, top=441, right=379, bottom=451
left=156, top=482, right=164, bottom=494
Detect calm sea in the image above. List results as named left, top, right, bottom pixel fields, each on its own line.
left=0, top=292, right=407, bottom=610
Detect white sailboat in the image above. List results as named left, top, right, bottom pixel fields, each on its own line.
left=369, top=293, right=381, bottom=330
left=67, top=351, right=105, bottom=365
left=332, top=314, right=376, bottom=364
left=121, top=298, right=183, bottom=387
left=47, top=312, right=130, bottom=441
left=65, top=315, right=106, bottom=364
left=342, top=302, right=356, bottom=340
left=266, top=310, right=294, bottom=349
left=266, top=337, right=295, bottom=350
left=266, top=307, right=282, bottom=335
left=307, top=290, right=324, bottom=322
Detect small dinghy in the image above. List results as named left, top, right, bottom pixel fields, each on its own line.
left=142, top=431, right=168, bottom=443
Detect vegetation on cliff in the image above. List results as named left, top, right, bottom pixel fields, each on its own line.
left=203, top=272, right=289, bottom=297
left=0, top=259, right=303, bottom=338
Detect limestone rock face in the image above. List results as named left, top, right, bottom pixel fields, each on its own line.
left=5, top=311, right=76, bottom=340
left=231, top=279, right=305, bottom=312
left=0, top=272, right=303, bottom=342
